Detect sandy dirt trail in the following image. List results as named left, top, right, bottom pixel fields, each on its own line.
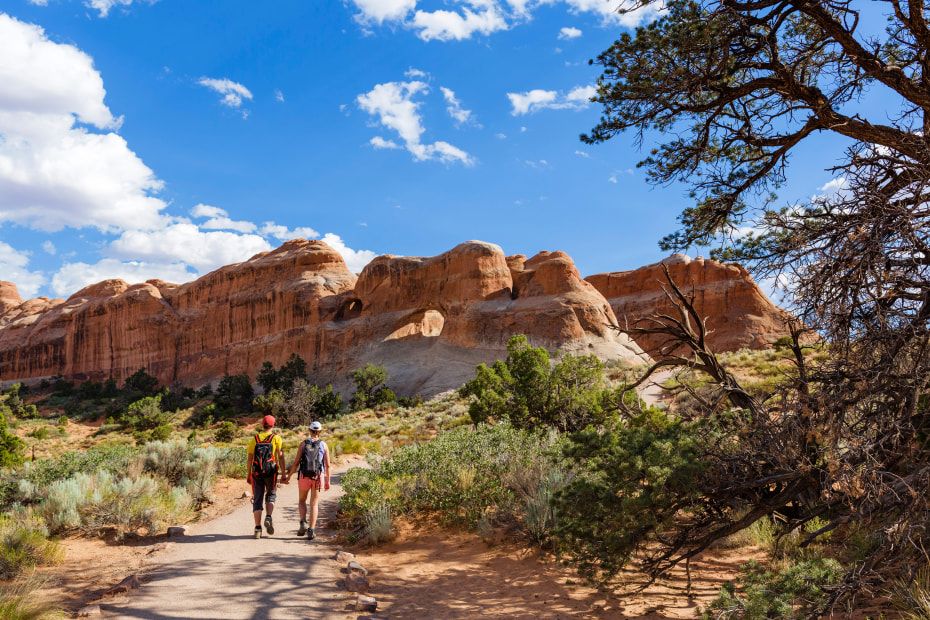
left=104, top=464, right=361, bottom=620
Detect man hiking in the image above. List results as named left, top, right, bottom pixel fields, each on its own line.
left=246, top=415, right=284, bottom=538
left=282, top=420, right=330, bottom=540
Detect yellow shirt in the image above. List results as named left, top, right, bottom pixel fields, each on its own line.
left=247, top=430, right=282, bottom=455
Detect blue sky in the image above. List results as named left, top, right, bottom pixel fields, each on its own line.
left=0, top=0, right=846, bottom=300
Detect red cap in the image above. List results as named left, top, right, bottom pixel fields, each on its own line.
left=262, top=415, right=275, bottom=428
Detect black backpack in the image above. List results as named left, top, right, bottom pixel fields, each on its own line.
left=252, top=434, right=277, bottom=476
left=299, top=439, right=323, bottom=480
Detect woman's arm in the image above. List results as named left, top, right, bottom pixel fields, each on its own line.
left=323, top=447, right=331, bottom=490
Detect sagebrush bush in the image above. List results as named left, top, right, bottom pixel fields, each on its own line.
left=143, top=440, right=189, bottom=485
left=0, top=513, right=62, bottom=580
left=41, top=470, right=192, bottom=538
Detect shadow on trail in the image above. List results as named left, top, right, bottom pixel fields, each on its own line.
left=101, top=547, right=343, bottom=619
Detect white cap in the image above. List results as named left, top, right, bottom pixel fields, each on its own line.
left=309, top=421, right=322, bottom=431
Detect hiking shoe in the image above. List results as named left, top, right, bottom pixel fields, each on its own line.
left=264, top=515, right=274, bottom=535
left=307, top=528, right=315, bottom=540
left=297, top=521, right=308, bottom=536
left=253, top=527, right=262, bottom=539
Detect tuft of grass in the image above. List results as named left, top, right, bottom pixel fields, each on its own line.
left=0, top=574, right=63, bottom=620
left=892, top=566, right=930, bottom=620
left=0, top=514, right=62, bottom=580
left=364, top=501, right=393, bottom=544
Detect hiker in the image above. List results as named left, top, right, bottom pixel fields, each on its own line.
left=246, top=415, right=284, bottom=539
left=282, top=420, right=331, bottom=540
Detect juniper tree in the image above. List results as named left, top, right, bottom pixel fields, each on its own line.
left=572, top=0, right=930, bottom=609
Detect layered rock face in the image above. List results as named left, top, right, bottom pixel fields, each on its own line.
left=585, top=254, right=790, bottom=354
left=0, top=240, right=647, bottom=396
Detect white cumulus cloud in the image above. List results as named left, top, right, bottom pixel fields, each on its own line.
left=259, top=223, right=321, bottom=241
left=348, top=0, right=658, bottom=40
left=0, top=13, right=168, bottom=233
left=321, top=233, right=377, bottom=273
left=507, top=84, right=596, bottom=115
left=0, top=241, right=46, bottom=299
left=198, top=77, right=253, bottom=109
left=357, top=80, right=474, bottom=165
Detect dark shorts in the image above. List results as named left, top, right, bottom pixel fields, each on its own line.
left=252, top=473, right=277, bottom=511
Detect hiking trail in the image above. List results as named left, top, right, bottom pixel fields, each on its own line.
left=104, top=461, right=362, bottom=619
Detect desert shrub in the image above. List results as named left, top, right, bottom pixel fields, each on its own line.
left=0, top=513, right=62, bottom=580
left=42, top=470, right=192, bottom=538
left=350, top=364, right=390, bottom=411
left=340, top=422, right=560, bottom=531
left=149, top=423, right=172, bottom=442
left=142, top=440, right=189, bottom=485
left=182, top=447, right=221, bottom=503
left=121, top=394, right=168, bottom=431
left=56, top=416, right=68, bottom=427
left=700, top=558, right=844, bottom=620
left=29, top=427, right=49, bottom=440
left=216, top=446, right=247, bottom=478
left=214, top=420, right=237, bottom=443
left=0, top=411, right=25, bottom=468
left=0, top=573, right=63, bottom=620
left=460, top=334, right=612, bottom=432
left=5, top=445, right=137, bottom=506
left=554, top=407, right=706, bottom=583
left=365, top=501, right=393, bottom=544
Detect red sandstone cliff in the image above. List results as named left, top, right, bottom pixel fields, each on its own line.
left=0, top=240, right=647, bottom=396
left=585, top=254, right=790, bottom=354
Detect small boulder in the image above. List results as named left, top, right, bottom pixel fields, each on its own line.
left=345, top=573, right=370, bottom=592
left=102, top=574, right=141, bottom=596
left=356, top=594, right=377, bottom=612
left=347, top=560, right=368, bottom=576
left=166, top=526, right=187, bottom=538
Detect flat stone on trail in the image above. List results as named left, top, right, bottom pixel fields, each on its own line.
left=356, top=594, right=377, bottom=612
left=334, top=551, right=355, bottom=563
left=102, top=574, right=141, bottom=596
left=77, top=604, right=102, bottom=617
left=166, top=526, right=187, bottom=537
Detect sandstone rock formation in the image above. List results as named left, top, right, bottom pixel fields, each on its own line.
left=0, top=240, right=647, bottom=396
left=585, top=254, right=790, bottom=354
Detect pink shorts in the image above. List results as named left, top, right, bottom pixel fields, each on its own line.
left=298, top=474, right=322, bottom=491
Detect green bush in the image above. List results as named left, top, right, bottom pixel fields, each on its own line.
left=149, top=423, right=173, bottom=442
left=350, top=364, right=390, bottom=411
left=554, top=407, right=706, bottom=583
left=0, top=411, right=24, bottom=468
left=340, top=422, right=561, bottom=532
left=213, top=373, right=254, bottom=412
left=29, top=427, right=49, bottom=440
left=214, top=420, right=237, bottom=443
left=122, top=394, right=169, bottom=431
left=460, top=334, right=611, bottom=432
left=124, top=367, right=159, bottom=396
left=701, top=558, right=844, bottom=619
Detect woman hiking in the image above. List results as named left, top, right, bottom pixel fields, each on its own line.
left=282, top=420, right=331, bottom=540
